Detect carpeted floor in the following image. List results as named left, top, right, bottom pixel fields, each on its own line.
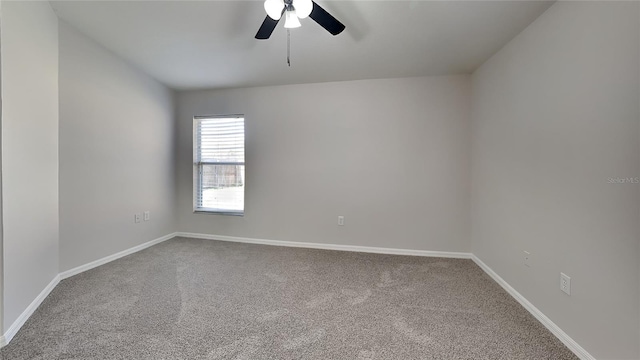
left=1, top=237, right=577, bottom=359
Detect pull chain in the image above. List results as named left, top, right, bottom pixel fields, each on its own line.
left=287, top=29, right=291, bottom=67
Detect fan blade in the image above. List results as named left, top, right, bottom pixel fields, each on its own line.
left=309, top=1, right=345, bottom=36
left=255, top=15, right=280, bottom=39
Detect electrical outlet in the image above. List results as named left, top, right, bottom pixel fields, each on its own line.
left=338, top=216, right=344, bottom=226
left=134, top=213, right=141, bottom=223
left=524, top=251, right=532, bottom=267
left=560, top=273, right=571, bottom=295
left=143, top=211, right=150, bottom=221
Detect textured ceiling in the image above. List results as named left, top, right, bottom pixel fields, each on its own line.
left=51, top=0, right=554, bottom=90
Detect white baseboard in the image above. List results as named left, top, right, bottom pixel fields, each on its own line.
left=2, top=274, right=61, bottom=346
left=174, top=234, right=592, bottom=359
left=176, top=232, right=472, bottom=259
left=471, top=255, right=595, bottom=360
left=1, top=232, right=178, bottom=349
left=0, top=231, right=594, bottom=360
left=59, top=232, right=177, bottom=280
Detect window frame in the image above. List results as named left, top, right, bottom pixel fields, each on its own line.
left=193, top=114, right=245, bottom=216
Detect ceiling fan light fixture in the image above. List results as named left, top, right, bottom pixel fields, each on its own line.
left=264, top=0, right=284, bottom=20
left=284, top=9, right=301, bottom=28
left=255, top=0, right=345, bottom=40
left=293, top=0, right=312, bottom=19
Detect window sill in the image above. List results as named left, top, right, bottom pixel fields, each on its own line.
left=193, top=210, right=244, bottom=216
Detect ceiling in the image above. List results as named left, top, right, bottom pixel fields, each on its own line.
left=51, top=0, right=553, bottom=91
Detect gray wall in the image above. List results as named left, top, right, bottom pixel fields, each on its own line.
left=1, top=1, right=59, bottom=332
left=470, top=2, right=639, bottom=359
left=0, top=0, right=4, bottom=332
left=59, top=21, right=176, bottom=272
left=177, top=75, right=471, bottom=253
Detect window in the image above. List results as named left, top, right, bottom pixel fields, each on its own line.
left=193, top=115, right=245, bottom=215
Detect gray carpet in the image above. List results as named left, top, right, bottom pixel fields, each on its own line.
left=1, top=237, right=577, bottom=359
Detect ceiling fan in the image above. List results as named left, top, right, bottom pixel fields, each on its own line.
left=255, top=0, right=346, bottom=40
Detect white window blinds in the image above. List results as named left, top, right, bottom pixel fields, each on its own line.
left=193, top=116, right=245, bottom=214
